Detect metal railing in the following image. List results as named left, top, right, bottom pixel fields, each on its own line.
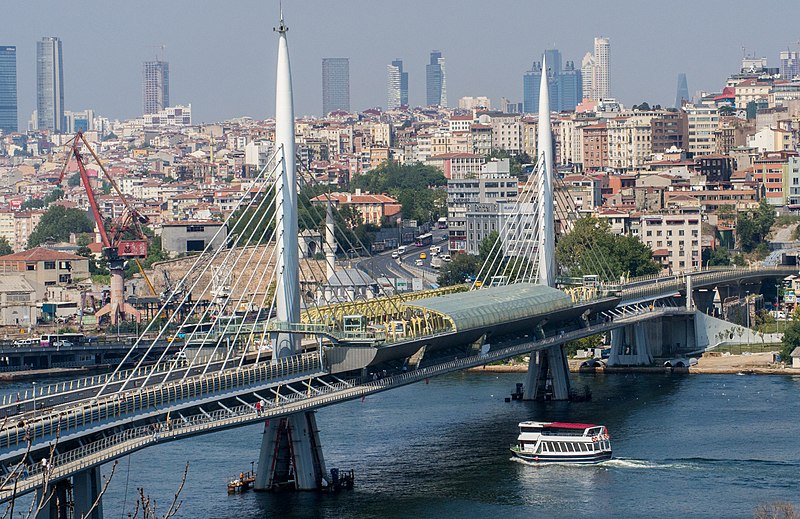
left=1, top=304, right=686, bottom=499
left=0, top=352, right=323, bottom=451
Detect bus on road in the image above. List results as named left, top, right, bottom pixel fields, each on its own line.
left=414, top=233, right=433, bottom=247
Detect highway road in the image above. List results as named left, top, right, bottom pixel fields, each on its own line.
left=356, top=235, right=449, bottom=289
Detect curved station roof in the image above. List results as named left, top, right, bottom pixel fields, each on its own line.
left=406, top=283, right=573, bottom=333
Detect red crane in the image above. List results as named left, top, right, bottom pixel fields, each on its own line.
left=58, top=132, right=150, bottom=325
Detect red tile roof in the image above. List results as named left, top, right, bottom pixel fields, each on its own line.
left=0, top=248, right=86, bottom=262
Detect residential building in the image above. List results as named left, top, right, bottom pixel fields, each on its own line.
left=387, top=59, right=408, bottom=110
left=309, top=190, right=400, bottom=226
left=582, top=123, right=609, bottom=170
left=322, top=58, right=350, bottom=115
left=651, top=110, right=688, bottom=153
left=143, top=104, right=191, bottom=127
left=427, top=152, right=485, bottom=179
left=0, top=46, right=17, bottom=133
left=426, top=50, right=447, bottom=107
left=639, top=213, right=701, bottom=274
left=143, top=60, right=169, bottom=115
left=685, top=105, right=719, bottom=156
left=0, top=248, right=89, bottom=300
left=36, top=37, right=65, bottom=132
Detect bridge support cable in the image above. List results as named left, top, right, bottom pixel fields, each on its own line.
left=186, top=200, right=283, bottom=380
left=135, top=165, right=283, bottom=388
left=472, top=157, right=544, bottom=288
left=139, top=177, right=282, bottom=388
left=295, top=171, right=408, bottom=319
left=96, top=147, right=284, bottom=397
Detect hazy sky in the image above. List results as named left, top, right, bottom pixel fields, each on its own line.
left=7, top=0, right=800, bottom=125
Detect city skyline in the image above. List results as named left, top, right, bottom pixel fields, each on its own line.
left=4, top=0, right=800, bottom=125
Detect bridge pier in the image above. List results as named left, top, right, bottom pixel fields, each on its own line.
left=523, top=345, right=571, bottom=401
left=255, top=411, right=327, bottom=491
left=34, top=479, right=70, bottom=519
left=72, top=466, right=103, bottom=519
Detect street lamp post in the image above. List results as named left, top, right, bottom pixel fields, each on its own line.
left=32, top=381, right=36, bottom=419
left=745, top=291, right=751, bottom=350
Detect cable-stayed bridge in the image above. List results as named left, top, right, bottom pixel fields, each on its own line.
left=0, top=13, right=794, bottom=518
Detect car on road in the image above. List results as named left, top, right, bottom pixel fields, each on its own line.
left=441, top=254, right=451, bottom=262
left=52, top=340, right=73, bottom=348
left=415, top=259, right=423, bottom=266
left=13, top=339, right=37, bottom=347
left=419, top=252, right=427, bottom=259
left=397, top=246, right=407, bottom=254
left=391, top=251, right=399, bottom=259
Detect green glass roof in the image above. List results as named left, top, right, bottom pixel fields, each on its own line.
left=405, top=283, right=573, bottom=332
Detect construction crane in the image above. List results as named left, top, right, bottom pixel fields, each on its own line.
left=58, top=131, right=153, bottom=325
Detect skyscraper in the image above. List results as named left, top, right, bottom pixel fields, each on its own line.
left=387, top=59, right=408, bottom=110
left=581, top=52, right=594, bottom=101
left=780, top=50, right=800, bottom=80
left=593, top=37, right=610, bottom=100
left=426, top=50, right=447, bottom=107
left=522, top=49, right=582, bottom=113
left=321, top=58, right=350, bottom=115
left=0, top=46, right=17, bottom=133
left=143, top=60, right=169, bottom=115
left=36, top=37, right=65, bottom=133
left=675, top=73, right=690, bottom=108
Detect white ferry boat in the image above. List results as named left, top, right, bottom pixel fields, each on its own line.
left=510, top=421, right=612, bottom=464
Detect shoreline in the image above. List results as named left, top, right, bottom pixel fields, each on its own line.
left=467, top=352, right=799, bottom=376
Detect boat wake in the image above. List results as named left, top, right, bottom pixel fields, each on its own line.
left=600, top=458, right=698, bottom=470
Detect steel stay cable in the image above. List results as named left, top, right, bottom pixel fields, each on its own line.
left=96, top=146, right=284, bottom=397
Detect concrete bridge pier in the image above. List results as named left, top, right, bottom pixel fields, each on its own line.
left=72, top=466, right=103, bottom=519
left=523, top=345, right=571, bottom=401
left=255, top=411, right=327, bottom=491
left=33, top=478, right=70, bottom=519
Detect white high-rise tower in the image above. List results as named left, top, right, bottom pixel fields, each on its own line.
left=593, top=37, right=610, bottom=100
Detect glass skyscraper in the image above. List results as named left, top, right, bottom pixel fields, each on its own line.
left=0, top=46, right=17, bottom=133
left=322, top=58, right=350, bottom=115
left=523, top=49, right=583, bottom=113
left=37, top=36, right=65, bottom=132
left=387, top=59, right=408, bottom=110
left=426, top=50, right=447, bottom=107
left=143, top=60, right=170, bottom=115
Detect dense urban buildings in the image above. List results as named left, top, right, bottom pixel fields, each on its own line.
left=142, top=59, right=170, bottom=115
left=387, top=59, right=408, bottom=110
left=522, top=49, right=582, bottom=113
left=36, top=36, right=65, bottom=133
left=426, top=50, right=447, bottom=107
left=0, top=46, right=16, bottom=133
left=321, top=58, right=350, bottom=115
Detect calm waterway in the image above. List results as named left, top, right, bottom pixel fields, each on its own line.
left=7, top=371, right=800, bottom=518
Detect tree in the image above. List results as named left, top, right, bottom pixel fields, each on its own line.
left=703, top=247, right=732, bottom=267
left=78, top=245, right=109, bottom=275
left=27, top=206, right=94, bottom=248
left=351, top=161, right=447, bottom=224
left=737, top=199, right=775, bottom=252
left=0, top=237, right=12, bottom=257
left=556, top=217, right=660, bottom=280
left=437, top=253, right=482, bottom=286
left=780, top=319, right=800, bottom=362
